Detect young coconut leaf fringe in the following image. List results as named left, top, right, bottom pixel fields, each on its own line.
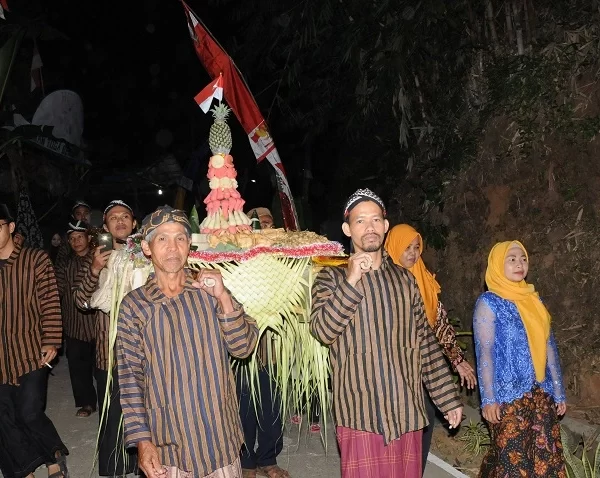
left=93, top=251, right=151, bottom=475
left=96, top=251, right=333, bottom=470
left=189, top=255, right=331, bottom=447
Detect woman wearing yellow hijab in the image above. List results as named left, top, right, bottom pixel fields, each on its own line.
left=385, top=224, right=476, bottom=475
left=474, top=241, right=566, bottom=477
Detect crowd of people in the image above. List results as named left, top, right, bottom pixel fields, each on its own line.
left=0, top=187, right=566, bottom=478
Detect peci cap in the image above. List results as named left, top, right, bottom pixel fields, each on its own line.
left=343, top=188, right=386, bottom=219
left=103, top=200, right=134, bottom=217
left=66, top=220, right=89, bottom=235
left=72, top=200, right=91, bottom=213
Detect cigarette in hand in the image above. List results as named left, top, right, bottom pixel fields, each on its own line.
left=41, top=353, right=53, bottom=369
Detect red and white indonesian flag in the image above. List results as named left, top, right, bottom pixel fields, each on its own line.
left=182, top=2, right=299, bottom=231
left=194, top=75, right=223, bottom=113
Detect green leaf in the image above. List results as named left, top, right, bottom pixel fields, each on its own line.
left=189, top=205, right=200, bottom=234
left=561, top=426, right=587, bottom=478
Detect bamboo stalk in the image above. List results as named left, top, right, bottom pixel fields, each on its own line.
left=512, top=0, right=524, bottom=55
left=484, top=0, right=500, bottom=51
left=414, top=74, right=426, bottom=121
left=505, top=1, right=514, bottom=45
left=523, top=0, right=532, bottom=52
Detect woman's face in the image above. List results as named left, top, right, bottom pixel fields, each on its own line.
left=400, top=236, right=420, bottom=268
left=504, top=245, right=528, bottom=282
left=51, top=234, right=61, bottom=248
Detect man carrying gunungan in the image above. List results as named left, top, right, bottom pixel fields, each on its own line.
left=310, top=189, right=463, bottom=477
left=116, top=206, right=259, bottom=478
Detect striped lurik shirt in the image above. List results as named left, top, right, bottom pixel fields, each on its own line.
left=0, top=242, right=62, bottom=385
left=56, top=252, right=96, bottom=342
left=116, top=273, right=259, bottom=477
left=73, top=254, right=110, bottom=370
left=310, top=256, right=461, bottom=444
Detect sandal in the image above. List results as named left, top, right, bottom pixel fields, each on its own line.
left=257, top=465, right=290, bottom=478
left=242, top=468, right=257, bottom=478
left=49, top=454, right=68, bottom=478
left=75, top=405, right=96, bottom=418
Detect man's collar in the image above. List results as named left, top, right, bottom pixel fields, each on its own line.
left=145, top=270, right=197, bottom=302
left=2, top=239, right=21, bottom=265
left=73, top=249, right=92, bottom=259
left=379, top=250, right=391, bottom=270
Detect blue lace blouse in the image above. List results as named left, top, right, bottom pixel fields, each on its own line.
left=473, top=291, right=566, bottom=406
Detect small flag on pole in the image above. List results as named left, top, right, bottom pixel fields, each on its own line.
left=0, top=0, right=9, bottom=20
left=194, top=74, right=223, bottom=113
left=30, top=41, right=43, bottom=93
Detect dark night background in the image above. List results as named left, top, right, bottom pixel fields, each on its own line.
left=1, top=0, right=297, bottom=238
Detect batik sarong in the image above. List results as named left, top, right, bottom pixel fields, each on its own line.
left=479, top=386, right=566, bottom=477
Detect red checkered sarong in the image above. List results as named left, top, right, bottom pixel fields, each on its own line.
left=337, top=426, right=422, bottom=478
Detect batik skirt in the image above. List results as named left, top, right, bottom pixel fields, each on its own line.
left=479, top=386, right=566, bottom=478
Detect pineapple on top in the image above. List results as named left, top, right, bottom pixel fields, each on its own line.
left=209, top=103, right=233, bottom=155
left=200, top=102, right=251, bottom=236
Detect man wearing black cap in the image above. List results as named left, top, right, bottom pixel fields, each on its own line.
left=54, top=200, right=93, bottom=271
left=74, top=199, right=138, bottom=476
left=310, top=189, right=462, bottom=477
left=0, top=204, right=69, bottom=478
left=56, top=220, right=97, bottom=418
left=72, top=200, right=92, bottom=223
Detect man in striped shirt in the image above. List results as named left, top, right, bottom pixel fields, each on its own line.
left=55, top=200, right=93, bottom=270
left=74, top=199, right=138, bottom=476
left=56, top=220, right=97, bottom=418
left=116, top=206, right=259, bottom=478
left=310, top=189, right=463, bottom=477
left=0, top=204, right=69, bottom=478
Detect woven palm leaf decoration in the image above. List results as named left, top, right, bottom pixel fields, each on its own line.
left=188, top=255, right=331, bottom=447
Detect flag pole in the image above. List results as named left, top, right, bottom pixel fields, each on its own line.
left=182, top=1, right=300, bottom=230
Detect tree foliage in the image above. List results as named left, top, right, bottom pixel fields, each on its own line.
left=203, top=0, right=600, bottom=234
left=206, top=0, right=475, bottom=219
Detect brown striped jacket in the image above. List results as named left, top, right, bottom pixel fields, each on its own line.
left=310, top=256, right=461, bottom=443
left=0, top=242, right=62, bottom=385
left=73, top=253, right=109, bottom=370
left=116, top=273, right=259, bottom=476
left=56, top=251, right=96, bottom=342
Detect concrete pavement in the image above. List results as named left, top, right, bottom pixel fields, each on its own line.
left=8, top=359, right=468, bottom=477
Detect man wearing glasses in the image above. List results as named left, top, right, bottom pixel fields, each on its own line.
left=0, top=204, right=69, bottom=478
